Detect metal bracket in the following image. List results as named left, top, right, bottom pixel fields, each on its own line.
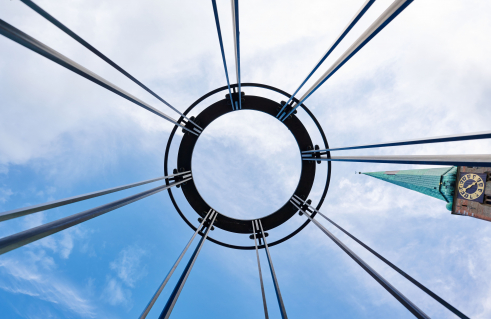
left=225, top=91, right=245, bottom=108
left=170, top=168, right=188, bottom=188
left=314, top=145, right=321, bottom=164
left=278, top=101, right=297, bottom=120
left=198, top=217, right=215, bottom=230
left=181, top=116, right=202, bottom=135
left=298, top=199, right=312, bottom=216
left=249, top=232, right=268, bottom=240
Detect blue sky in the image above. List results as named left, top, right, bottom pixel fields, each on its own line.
left=1, top=0, right=491, bottom=318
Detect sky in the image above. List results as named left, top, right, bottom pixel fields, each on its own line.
left=0, top=0, right=491, bottom=318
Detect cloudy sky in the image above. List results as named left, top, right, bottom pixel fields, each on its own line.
left=1, top=0, right=491, bottom=318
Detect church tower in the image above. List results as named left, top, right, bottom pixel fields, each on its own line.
left=363, top=166, right=491, bottom=222
left=363, top=167, right=457, bottom=210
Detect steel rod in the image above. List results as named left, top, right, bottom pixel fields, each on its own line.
left=0, top=171, right=191, bottom=222
left=290, top=198, right=429, bottom=319
left=0, top=19, right=198, bottom=136
left=139, top=209, right=212, bottom=319
left=297, top=198, right=469, bottom=319
left=303, top=154, right=491, bottom=167
left=257, top=220, right=288, bottom=319
left=252, top=221, right=269, bottom=319
left=158, top=212, right=217, bottom=319
left=231, top=0, right=241, bottom=109
left=283, top=0, right=414, bottom=120
left=302, top=130, right=491, bottom=154
left=0, top=178, right=191, bottom=256
left=19, top=0, right=202, bottom=131
left=276, top=0, right=375, bottom=120
left=211, top=0, right=235, bottom=110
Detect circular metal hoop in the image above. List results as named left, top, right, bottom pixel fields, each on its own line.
left=164, top=83, right=331, bottom=250
left=178, top=95, right=315, bottom=233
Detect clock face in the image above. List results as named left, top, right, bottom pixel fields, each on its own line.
left=458, top=173, right=486, bottom=202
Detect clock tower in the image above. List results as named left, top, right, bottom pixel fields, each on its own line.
left=363, top=166, right=491, bottom=222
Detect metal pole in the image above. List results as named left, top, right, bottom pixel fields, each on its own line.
left=290, top=198, right=430, bottom=319
left=139, top=209, right=213, bottom=319
left=302, top=130, right=491, bottom=154
left=231, top=0, right=241, bottom=109
left=257, top=220, right=288, bottom=319
left=296, top=197, right=469, bottom=319
left=0, top=171, right=191, bottom=222
left=303, top=154, right=491, bottom=167
left=211, top=0, right=235, bottom=110
left=276, top=0, right=375, bottom=120
left=252, top=221, right=269, bottom=319
left=283, top=0, right=414, bottom=120
left=159, top=212, right=217, bottom=319
left=19, top=0, right=202, bottom=131
left=0, top=19, right=198, bottom=136
left=0, top=178, right=191, bottom=256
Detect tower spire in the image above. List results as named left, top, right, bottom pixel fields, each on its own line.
left=363, top=166, right=457, bottom=210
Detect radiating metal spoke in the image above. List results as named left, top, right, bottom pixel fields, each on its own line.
left=0, top=171, right=190, bottom=222
left=283, top=0, right=414, bottom=121
left=290, top=198, right=429, bottom=319
left=0, top=178, right=191, bottom=256
left=0, top=19, right=198, bottom=136
left=276, top=0, right=375, bottom=120
left=159, top=212, right=217, bottom=319
left=257, top=220, right=288, bottom=319
left=139, top=209, right=213, bottom=319
left=302, top=130, right=491, bottom=154
left=19, top=0, right=202, bottom=131
left=231, top=0, right=242, bottom=110
left=252, top=221, right=269, bottom=319
left=295, top=196, right=469, bottom=319
left=303, top=154, right=491, bottom=167
left=211, top=0, right=235, bottom=110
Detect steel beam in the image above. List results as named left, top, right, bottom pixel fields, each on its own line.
left=302, top=130, right=491, bottom=154
left=258, top=220, right=288, bottom=319
left=277, top=0, right=375, bottom=120
left=139, top=209, right=213, bottom=319
left=303, top=154, right=491, bottom=167
left=158, top=212, right=217, bottom=319
left=283, top=0, right=414, bottom=120
left=296, top=197, right=469, bottom=319
left=0, top=172, right=191, bottom=222
left=231, top=0, right=241, bottom=109
left=19, top=0, right=202, bottom=131
left=211, top=0, right=235, bottom=110
left=0, top=178, right=191, bottom=256
left=290, top=198, right=429, bottom=319
left=252, top=221, right=269, bottom=319
left=0, top=19, right=198, bottom=136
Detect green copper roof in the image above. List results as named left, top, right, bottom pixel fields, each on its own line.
left=363, top=166, right=457, bottom=205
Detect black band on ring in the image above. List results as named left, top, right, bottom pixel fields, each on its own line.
left=164, top=83, right=331, bottom=250
left=178, top=95, right=315, bottom=233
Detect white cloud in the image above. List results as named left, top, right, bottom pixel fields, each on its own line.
left=109, top=244, right=147, bottom=288
left=1, top=0, right=491, bottom=317
left=192, top=110, right=301, bottom=219
left=0, top=187, right=13, bottom=204
left=101, top=277, right=132, bottom=307
left=0, top=251, right=96, bottom=318
left=100, top=244, right=147, bottom=309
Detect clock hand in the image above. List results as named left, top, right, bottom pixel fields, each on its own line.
left=464, top=181, right=477, bottom=190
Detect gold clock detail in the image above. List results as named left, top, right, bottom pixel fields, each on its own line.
left=458, top=173, right=485, bottom=201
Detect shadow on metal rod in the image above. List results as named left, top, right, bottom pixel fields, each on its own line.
left=290, top=196, right=429, bottom=319
left=158, top=212, right=217, bottom=319
left=0, top=178, right=191, bottom=256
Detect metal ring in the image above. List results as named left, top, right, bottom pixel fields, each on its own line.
left=177, top=95, right=316, bottom=233
left=164, top=83, right=331, bottom=250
